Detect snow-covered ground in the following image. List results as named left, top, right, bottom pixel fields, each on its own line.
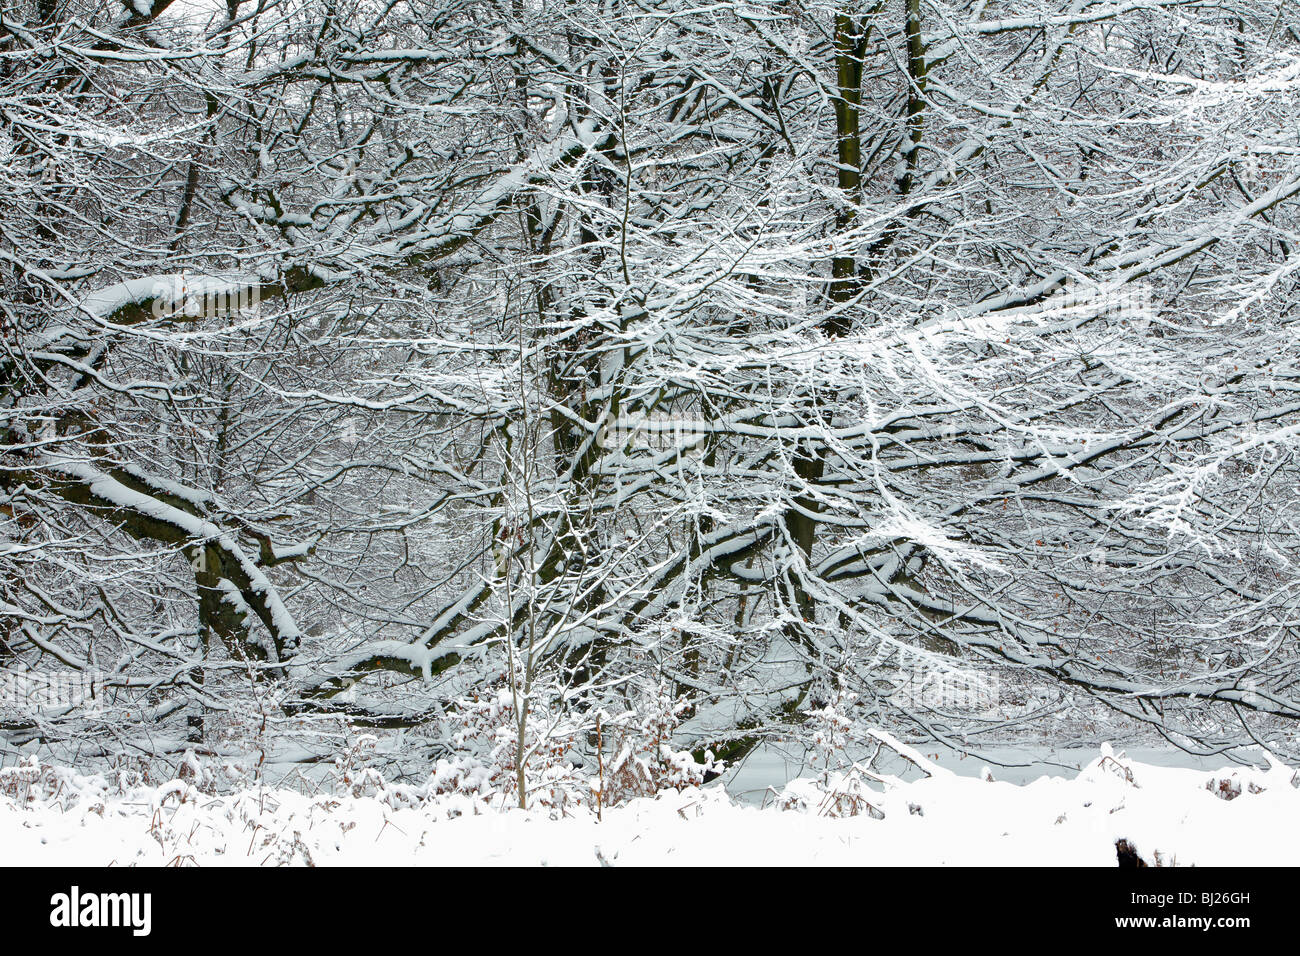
left=3, top=739, right=1297, bottom=866
left=719, top=738, right=1272, bottom=801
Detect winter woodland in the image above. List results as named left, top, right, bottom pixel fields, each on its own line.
left=4, top=0, right=1300, bottom=822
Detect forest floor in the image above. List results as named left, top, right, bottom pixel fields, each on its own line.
left=2, top=742, right=1295, bottom=865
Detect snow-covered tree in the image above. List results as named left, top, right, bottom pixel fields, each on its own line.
left=5, top=0, right=1300, bottom=774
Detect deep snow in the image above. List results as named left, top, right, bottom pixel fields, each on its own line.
left=3, top=740, right=1296, bottom=866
